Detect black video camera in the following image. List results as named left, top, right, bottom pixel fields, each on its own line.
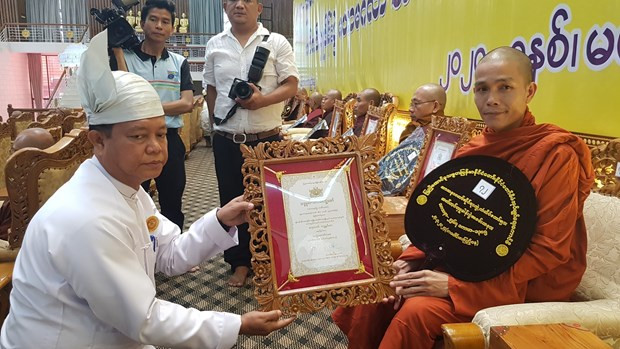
left=90, top=0, right=140, bottom=49
left=228, top=46, right=271, bottom=100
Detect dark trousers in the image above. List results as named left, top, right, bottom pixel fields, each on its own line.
left=213, top=132, right=281, bottom=272
left=142, top=129, right=186, bottom=229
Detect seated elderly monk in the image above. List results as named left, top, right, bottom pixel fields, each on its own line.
left=301, top=91, right=324, bottom=128
left=321, top=89, right=343, bottom=126
left=399, top=83, right=446, bottom=143
left=282, top=88, right=308, bottom=121
left=332, top=46, right=594, bottom=348
left=377, top=84, right=447, bottom=195
left=0, top=30, right=294, bottom=349
left=0, top=128, right=56, bottom=260
left=353, top=88, right=381, bottom=136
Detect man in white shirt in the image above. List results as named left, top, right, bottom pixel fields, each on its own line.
left=0, top=30, right=294, bottom=349
left=203, top=0, right=299, bottom=287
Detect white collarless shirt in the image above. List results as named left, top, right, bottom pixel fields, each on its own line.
left=1, top=157, right=242, bottom=349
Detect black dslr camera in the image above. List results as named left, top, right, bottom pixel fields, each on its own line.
left=228, top=46, right=271, bottom=100
left=90, top=0, right=140, bottom=49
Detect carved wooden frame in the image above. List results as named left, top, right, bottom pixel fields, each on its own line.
left=241, top=135, right=395, bottom=314
left=62, top=112, right=87, bottom=134
left=361, top=105, right=383, bottom=136
left=328, top=100, right=345, bottom=138
left=344, top=98, right=356, bottom=131
left=5, top=128, right=93, bottom=249
left=404, top=116, right=476, bottom=198
left=590, top=138, right=620, bottom=196
left=7, top=112, right=35, bottom=139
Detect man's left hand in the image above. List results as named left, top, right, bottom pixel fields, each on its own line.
left=236, top=83, right=266, bottom=110
left=217, top=195, right=254, bottom=227
left=389, top=269, right=450, bottom=299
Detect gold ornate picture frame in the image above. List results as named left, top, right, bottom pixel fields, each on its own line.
left=241, top=135, right=395, bottom=315
left=404, top=115, right=477, bottom=198
left=328, top=100, right=345, bottom=138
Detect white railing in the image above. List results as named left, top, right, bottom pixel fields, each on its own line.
left=166, top=45, right=206, bottom=60
left=137, top=32, right=216, bottom=46
left=0, top=23, right=89, bottom=43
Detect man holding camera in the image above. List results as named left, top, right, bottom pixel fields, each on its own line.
left=111, top=0, right=192, bottom=230
left=203, top=0, right=299, bottom=286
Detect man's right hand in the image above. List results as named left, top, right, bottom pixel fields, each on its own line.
left=239, top=310, right=296, bottom=336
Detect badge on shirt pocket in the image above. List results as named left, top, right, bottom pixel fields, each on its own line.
left=146, top=215, right=159, bottom=232
left=167, top=70, right=179, bottom=80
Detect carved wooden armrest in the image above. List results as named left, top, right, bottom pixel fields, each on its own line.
left=442, top=323, right=485, bottom=349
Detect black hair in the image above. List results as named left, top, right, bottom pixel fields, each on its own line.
left=141, top=0, right=176, bottom=23
left=89, top=124, right=115, bottom=138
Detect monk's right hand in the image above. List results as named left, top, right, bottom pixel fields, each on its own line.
left=239, top=310, right=296, bottom=336
left=381, top=260, right=416, bottom=309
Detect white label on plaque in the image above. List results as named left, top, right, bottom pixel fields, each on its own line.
left=473, top=179, right=496, bottom=200
left=616, top=162, right=620, bottom=178
left=407, top=150, right=418, bottom=162
left=280, top=167, right=360, bottom=277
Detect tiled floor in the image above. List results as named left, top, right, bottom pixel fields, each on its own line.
left=155, top=141, right=348, bottom=348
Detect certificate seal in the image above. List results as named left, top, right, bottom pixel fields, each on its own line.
left=146, top=216, right=159, bottom=233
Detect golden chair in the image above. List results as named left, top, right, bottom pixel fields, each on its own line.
left=5, top=128, right=93, bottom=249
left=7, top=112, right=35, bottom=140
left=0, top=123, right=12, bottom=199
left=62, top=112, right=87, bottom=134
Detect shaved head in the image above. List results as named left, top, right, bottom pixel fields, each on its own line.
left=479, top=46, right=533, bottom=84
left=360, top=88, right=381, bottom=107
left=474, top=46, right=538, bottom=133
left=326, top=89, right=342, bottom=100
left=308, top=92, right=323, bottom=110
left=354, top=88, right=382, bottom=117
left=416, top=83, right=446, bottom=108
left=13, top=128, right=55, bottom=152
left=321, top=89, right=342, bottom=112
left=409, top=83, right=447, bottom=123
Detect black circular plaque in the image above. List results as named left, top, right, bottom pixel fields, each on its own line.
left=405, top=155, right=537, bottom=282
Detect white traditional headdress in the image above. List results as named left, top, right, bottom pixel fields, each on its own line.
left=78, top=30, right=164, bottom=125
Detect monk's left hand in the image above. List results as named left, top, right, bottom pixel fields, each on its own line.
left=218, top=195, right=255, bottom=227
left=390, top=270, right=449, bottom=299
left=235, top=84, right=266, bottom=110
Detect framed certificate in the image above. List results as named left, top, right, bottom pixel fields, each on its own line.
left=361, top=115, right=380, bottom=135
left=328, top=100, right=345, bottom=138
left=241, top=135, right=395, bottom=314
left=404, top=115, right=477, bottom=197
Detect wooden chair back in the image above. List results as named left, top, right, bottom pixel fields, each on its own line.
left=7, top=112, right=35, bottom=140
left=5, top=129, right=93, bottom=249
left=62, top=112, right=87, bottom=134
left=0, top=124, right=12, bottom=197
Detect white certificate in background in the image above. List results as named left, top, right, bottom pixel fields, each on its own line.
left=281, top=169, right=360, bottom=277
left=424, top=140, right=456, bottom=177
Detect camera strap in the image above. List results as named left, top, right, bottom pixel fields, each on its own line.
left=215, top=34, right=270, bottom=126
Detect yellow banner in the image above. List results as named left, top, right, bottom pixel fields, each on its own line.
left=293, top=0, right=620, bottom=137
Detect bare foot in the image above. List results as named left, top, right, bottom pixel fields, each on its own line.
left=189, top=266, right=200, bottom=273
left=228, top=266, right=250, bottom=287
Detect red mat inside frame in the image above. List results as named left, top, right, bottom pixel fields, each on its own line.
left=262, top=156, right=376, bottom=293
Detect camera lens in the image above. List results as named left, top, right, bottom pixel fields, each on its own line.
left=234, top=81, right=253, bottom=100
